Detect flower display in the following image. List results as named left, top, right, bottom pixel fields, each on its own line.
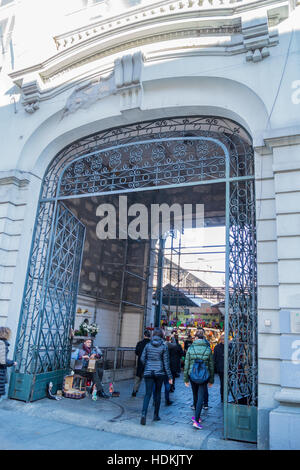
left=76, top=320, right=99, bottom=337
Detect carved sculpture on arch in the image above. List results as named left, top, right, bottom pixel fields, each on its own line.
left=62, top=51, right=144, bottom=118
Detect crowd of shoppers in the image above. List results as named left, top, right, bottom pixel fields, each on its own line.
left=131, top=326, right=225, bottom=430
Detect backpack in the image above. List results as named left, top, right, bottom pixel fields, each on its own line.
left=189, top=346, right=210, bottom=384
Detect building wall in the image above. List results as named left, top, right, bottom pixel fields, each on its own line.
left=76, top=294, right=143, bottom=348
left=0, top=0, right=299, bottom=448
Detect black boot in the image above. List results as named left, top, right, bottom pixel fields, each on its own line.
left=97, top=390, right=110, bottom=399
left=153, top=404, right=161, bottom=421
left=140, top=412, right=146, bottom=425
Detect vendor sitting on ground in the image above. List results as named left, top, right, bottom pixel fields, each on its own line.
left=72, top=338, right=109, bottom=399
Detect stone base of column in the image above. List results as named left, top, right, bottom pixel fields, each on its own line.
left=269, top=389, right=300, bottom=450
left=257, top=407, right=272, bottom=450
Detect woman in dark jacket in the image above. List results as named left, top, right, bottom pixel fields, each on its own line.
left=0, top=327, right=16, bottom=400
left=140, top=328, right=173, bottom=425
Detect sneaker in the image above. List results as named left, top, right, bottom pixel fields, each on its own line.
left=165, top=400, right=173, bottom=406
left=193, top=421, right=203, bottom=430
left=190, top=405, right=195, bottom=410
left=203, top=405, right=209, bottom=410
left=192, top=416, right=202, bottom=424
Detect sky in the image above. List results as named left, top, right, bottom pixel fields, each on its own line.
left=164, top=226, right=226, bottom=288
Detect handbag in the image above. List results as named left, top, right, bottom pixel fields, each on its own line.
left=189, top=346, right=210, bottom=384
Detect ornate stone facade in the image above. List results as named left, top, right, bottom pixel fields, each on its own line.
left=0, top=0, right=299, bottom=449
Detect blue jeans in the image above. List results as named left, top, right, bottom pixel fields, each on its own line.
left=142, top=376, right=164, bottom=416
left=153, top=376, right=170, bottom=403
left=190, top=379, right=208, bottom=421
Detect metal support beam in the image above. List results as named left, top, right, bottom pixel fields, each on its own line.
left=125, top=270, right=147, bottom=282
left=154, top=237, right=165, bottom=328
left=113, top=238, right=128, bottom=381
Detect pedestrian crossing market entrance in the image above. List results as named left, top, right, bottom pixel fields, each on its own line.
left=9, top=116, right=258, bottom=443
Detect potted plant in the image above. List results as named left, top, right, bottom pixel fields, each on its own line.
left=89, top=323, right=99, bottom=338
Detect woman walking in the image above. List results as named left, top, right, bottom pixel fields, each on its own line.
left=140, top=328, right=173, bottom=425
left=184, top=329, right=214, bottom=429
left=0, top=327, right=17, bottom=401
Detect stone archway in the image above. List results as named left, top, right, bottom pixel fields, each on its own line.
left=10, top=116, right=257, bottom=442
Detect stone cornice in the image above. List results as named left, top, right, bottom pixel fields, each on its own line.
left=53, top=0, right=289, bottom=53
left=274, top=387, right=300, bottom=405
left=264, top=127, right=300, bottom=148
left=8, top=0, right=289, bottom=112
left=254, top=127, right=300, bottom=154
left=0, top=170, right=34, bottom=188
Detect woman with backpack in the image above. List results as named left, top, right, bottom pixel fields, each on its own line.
left=184, top=329, right=214, bottom=429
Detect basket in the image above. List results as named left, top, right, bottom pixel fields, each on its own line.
left=63, top=374, right=87, bottom=399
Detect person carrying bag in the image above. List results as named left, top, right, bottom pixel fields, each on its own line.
left=184, top=329, right=214, bottom=429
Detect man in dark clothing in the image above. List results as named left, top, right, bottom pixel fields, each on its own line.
left=213, top=333, right=225, bottom=402
left=184, top=335, right=193, bottom=355
left=167, top=337, right=184, bottom=392
left=132, top=330, right=151, bottom=397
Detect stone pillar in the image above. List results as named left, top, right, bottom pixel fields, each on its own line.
left=0, top=170, right=41, bottom=352
left=254, top=147, right=281, bottom=449
left=268, top=140, right=300, bottom=450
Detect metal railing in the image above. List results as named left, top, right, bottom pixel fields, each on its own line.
left=101, top=347, right=136, bottom=370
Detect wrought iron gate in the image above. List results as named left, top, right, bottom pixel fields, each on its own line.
left=10, top=117, right=257, bottom=442
left=9, top=203, right=85, bottom=401
left=224, top=178, right=257, bottom=442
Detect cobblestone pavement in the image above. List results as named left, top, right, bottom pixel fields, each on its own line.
left=120, top=373, right=224, bottom=435
left=0, top=373, right=256, bottom=450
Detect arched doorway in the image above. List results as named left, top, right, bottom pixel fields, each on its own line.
left=9, top=116, right=257, bottom=442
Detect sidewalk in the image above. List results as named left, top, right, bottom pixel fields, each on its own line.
left=0, top=408, right=190, bottom=450
left=0, top=374, right=256, bottom=450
